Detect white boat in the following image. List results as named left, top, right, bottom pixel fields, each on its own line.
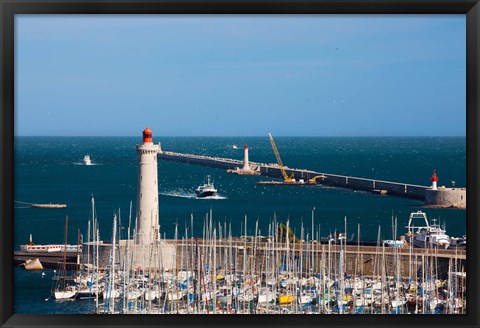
left=195, top=175, right=217, bottom=198
left=383, top=240, right=405, bottom=248
left=54, top=286, right=78, bottom=300
left=76, top=283, right=104, bottom=299
left=406, top=211, right=450, bottom=249
left=24, top=244, right=82, bottom=253
left=83, top=155, right=92, bottom=166
left=25, top=245, right=62, bottom=252
left=448, top=235, right=466, bottom=249
left=51, top=216, right=78, bottom=301
left=257, top=288, right=275, bottom=304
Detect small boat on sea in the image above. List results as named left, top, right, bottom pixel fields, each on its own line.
left=82, top=154, right=92, bottom=166
left=31, top=203, right=67, bottom=209
left=195, top=175, right=217, bottom=198
left=405, top=211, right=450, bottom=249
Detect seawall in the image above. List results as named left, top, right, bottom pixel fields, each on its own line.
left=157, top=151, right=466, bottom=207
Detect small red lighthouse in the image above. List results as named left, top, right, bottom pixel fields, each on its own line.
left=430, top=169, right=439, bottom=190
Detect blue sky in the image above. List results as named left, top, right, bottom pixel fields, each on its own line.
left=15, top=15, right=466, bottom=136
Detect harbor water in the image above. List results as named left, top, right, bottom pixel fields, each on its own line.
left=13, top=136, right=466, bottom=313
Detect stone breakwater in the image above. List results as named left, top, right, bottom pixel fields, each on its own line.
left=157, top=151, right=466, bottom=208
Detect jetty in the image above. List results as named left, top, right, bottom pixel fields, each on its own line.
left=155, top=133, right=466, bottom=208
left=158, top=151, right=440, bottom=201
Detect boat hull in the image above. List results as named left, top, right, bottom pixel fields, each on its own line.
left=195, top=191, right=217, bottom=198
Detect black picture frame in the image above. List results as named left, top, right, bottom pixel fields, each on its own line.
left=1, top=1, right=478, bottom=328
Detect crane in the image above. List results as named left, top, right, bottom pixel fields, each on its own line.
left=308, top=175, right=327, bottom=185
left=268, top=132, right=295, bottom=183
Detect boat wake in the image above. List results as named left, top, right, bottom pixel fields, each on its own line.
left=72, top=162, right=101, bottom=166
left=159, top=190, right=227, bottom=200
left=196, top=194, right=227, bottom=200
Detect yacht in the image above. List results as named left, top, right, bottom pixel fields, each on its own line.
left=405, top=211, right=450, bottom=249
left=195, top=175, right=217, bottom=198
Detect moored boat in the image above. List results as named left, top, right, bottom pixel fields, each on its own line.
left=448, top=235, right=466, bottom=249
left=405, top=211, right=450, bottom=249
left=279, top=294, right=296, bottom=305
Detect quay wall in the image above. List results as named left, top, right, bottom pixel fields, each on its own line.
left=82, top=240, right=176, bottom=271
left=425, top=188, right=466, bottom=208
left=82, top=239, right=465, bottom=280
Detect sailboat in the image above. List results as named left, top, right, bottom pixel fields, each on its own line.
left=52, top=216, right=78, bottom=300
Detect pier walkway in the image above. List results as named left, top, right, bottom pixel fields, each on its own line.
left=157, top=151, right=429, bottom=200
left=170, top=239, right=466, bottom=261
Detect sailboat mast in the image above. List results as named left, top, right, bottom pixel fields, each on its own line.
left=63, top=216, right=69, bottom=289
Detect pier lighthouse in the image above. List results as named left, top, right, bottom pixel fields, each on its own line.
left=242, top=144, right=252, bottom=172
left=430, top=169, right=439, bottom=190
left=135, top=128, right=161, bottom=245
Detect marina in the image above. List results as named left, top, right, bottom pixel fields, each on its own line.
left=30, top=210, right=466, bottom=314
left=13, top=129, right=466, bottom=315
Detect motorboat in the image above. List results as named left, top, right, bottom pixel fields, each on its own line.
left=405, top=211, right=450, bottom=249
left=83, top=155, right=92, bottom=166
left=449, top=235, right=466, bottom=249
left=195, top=175, right=217, bottom=198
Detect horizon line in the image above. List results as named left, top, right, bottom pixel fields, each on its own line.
left=14, top=135, right=467, bottom=138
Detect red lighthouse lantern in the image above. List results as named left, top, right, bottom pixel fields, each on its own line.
left=143, top=128, right=153, bottom=143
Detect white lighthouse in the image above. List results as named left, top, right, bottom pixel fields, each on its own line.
left=430, top=169, right=439, bottom=190
left=242, top=144, right=252, bottom=172
left=135, top=128, right=161, bottom=245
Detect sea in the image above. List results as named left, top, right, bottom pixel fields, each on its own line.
left=13, top=136, right=466, bottom=313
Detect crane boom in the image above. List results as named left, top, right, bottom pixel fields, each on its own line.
left=268, top=133, right=294, bottom=182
